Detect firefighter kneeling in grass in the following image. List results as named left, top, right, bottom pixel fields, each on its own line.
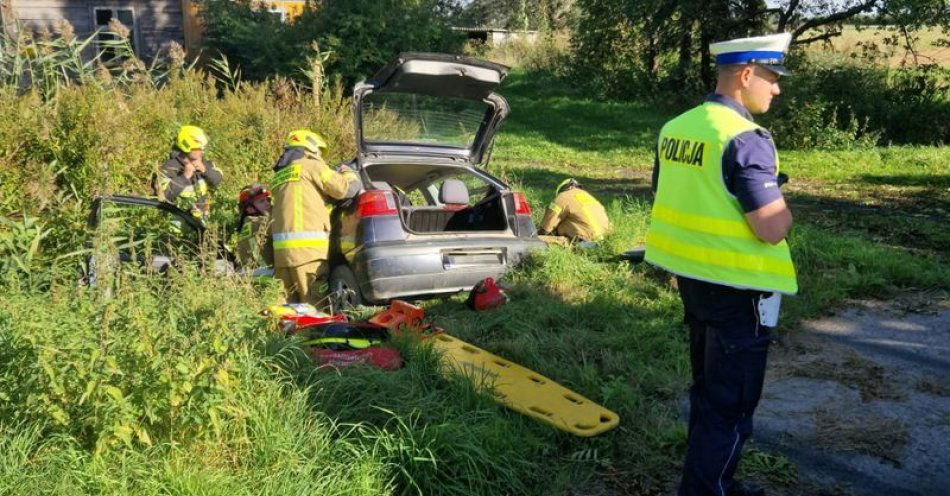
left=270, top=130, right=353, bottom=304
left=538, top=178, right=610, bottom=242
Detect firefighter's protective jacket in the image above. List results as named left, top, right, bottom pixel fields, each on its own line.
left=539, top=188, right=610, bottom=241
left=236, top=215, right=274, bottom=269
left=154, top=150, right=223, bottom=219
left=270, top=148, right=350, bottom=268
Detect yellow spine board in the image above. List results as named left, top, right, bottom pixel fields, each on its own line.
left=430, top=333, right=619, bottom=437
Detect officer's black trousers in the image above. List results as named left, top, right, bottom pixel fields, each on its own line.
left=676, top=276, right=772, bottom=496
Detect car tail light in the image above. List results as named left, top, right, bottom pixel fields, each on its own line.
left=513, top=192, right=531, bottom=216
left=357, top=190, right=398, bottom=217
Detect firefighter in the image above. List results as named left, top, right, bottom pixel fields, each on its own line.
left=235, top=184, right=274, bottom=270
left=645, top=33, right=797, bottom=496
left=154, top=125, right=223, bottom=221
left=538, top=178, right=610, bottom=242
left=270, top=129, right=351, bottom=304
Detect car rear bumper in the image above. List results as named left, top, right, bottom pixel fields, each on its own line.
left=352, top=237, right=545, bottom=302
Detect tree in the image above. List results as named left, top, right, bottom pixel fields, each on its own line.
left=199, top=0, right=302, bottom=80
left=456, top=0, right=576, bottom=31
left=198, top=0, right=465, bottom=86
left=299, top=0, right=464, bottom=88
left=572, top=0, right=949, bottom=99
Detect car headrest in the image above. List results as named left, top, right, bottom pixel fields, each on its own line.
left=371, top=181, right=393, bottom=191
left=439, top=179, right=469, bottom=205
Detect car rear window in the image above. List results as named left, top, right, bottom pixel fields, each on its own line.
left=361, top=92, right=488, bottom=149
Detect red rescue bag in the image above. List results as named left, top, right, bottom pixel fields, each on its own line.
left=299, top=322, right=403, bottom=371
left=308, top=347, right=403, bottom=371
left=466, top=277, right=507, bottom=311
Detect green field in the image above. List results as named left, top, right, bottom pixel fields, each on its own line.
left=1, top=60, right=949, bottom=495
left=806, top=25, right=950, bottom=67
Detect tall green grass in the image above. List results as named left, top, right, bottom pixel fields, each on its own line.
left=0, top=261, right=395, bottom=495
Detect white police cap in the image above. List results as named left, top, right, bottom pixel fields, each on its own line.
left=709, top=33, right=792, bottom=76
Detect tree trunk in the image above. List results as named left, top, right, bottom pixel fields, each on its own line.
left=699, top=0, right=714, bottom=90
left=645, top=32, right=659, bottom=79
left=677, top=21, right=693, bottom=80
left=699, top=26, right=713, bottom=90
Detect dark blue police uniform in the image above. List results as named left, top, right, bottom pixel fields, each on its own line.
left=652, top=93, right=784, bottom=496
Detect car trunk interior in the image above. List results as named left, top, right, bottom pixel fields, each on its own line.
left=363, top=163, right=509, bottom=234
left=403, top=197, right=507, bottom=233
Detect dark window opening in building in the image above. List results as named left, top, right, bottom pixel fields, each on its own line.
left=93, top=7, right=136, bottom=60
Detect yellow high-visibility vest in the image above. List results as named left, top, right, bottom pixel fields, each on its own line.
left=645, top=102, right=798, bottom=294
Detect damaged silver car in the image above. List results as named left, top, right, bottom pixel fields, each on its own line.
left=326, top=52, right=545, bottom=304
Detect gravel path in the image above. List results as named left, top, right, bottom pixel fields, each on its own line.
left=755, top=297, right=950, bottom=496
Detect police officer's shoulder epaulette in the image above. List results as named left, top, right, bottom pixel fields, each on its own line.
left=753, top=128, right=772, bottom=139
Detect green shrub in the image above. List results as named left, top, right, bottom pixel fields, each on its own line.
left=199, top=0, right=465, bottom=86
left=0, top=56, right=354, bottom=265
left=468, top=32, right=573, bottom=74
left=762, top=52, right=949, bottom=148
left=0, top=215, right=50, bottom=285
left=198, top=0, right=302, bottom=81
left=764, top=96, right=880, bottom=150
left=568, top=0, right=949, bottom=149
left=0, top=344, right=393, bottom=495
left=0, top=266, right=275, bottom=452
left=311, top=0, right=463, bottom=86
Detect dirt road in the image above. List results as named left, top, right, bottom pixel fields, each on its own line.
left=756, top=295, right=950, bottom=496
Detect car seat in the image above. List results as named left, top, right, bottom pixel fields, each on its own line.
left=439, top=179, right=469, bottom=211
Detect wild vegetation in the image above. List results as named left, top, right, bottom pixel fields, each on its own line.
left=570, top=0, right=950, bottom=147
left=198, top=0, right=949, bottom=146
left=199, top=0, right=464, bottom=85
left=1, top=15, right=949, bottom=496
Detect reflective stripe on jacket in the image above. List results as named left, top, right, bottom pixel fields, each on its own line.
left=644, top=102, right=798, bottom=294
left=539, top=188, right=610, bottom=241
left=270, top=149, right=349, bottom=267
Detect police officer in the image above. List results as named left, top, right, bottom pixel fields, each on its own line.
left=270, top=129, right=352, bottom=304
left=645, top=33, right=797, bottom=496
left=154, top=125, right=223, bottom=221
left=538, top=178, right=610, bottom=242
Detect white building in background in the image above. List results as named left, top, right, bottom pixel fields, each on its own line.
left=453, top=26, right=539, bottom=46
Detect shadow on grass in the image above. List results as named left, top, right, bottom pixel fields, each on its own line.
left=857, top=173, right=950, bottom=188
left=503, top=165, right=654, bottom=201
left=786, top=190, right=949, bottom=257
left=788, top=189, right=949, bottom=218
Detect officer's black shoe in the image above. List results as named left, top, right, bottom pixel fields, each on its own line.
left=726, top=480, right=765, bottom=496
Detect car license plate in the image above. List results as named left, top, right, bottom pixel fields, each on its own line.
left=441, top=248, right=506, bottom=269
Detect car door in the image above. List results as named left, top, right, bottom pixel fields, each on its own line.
left=86, top=195, right=230, bottom=283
